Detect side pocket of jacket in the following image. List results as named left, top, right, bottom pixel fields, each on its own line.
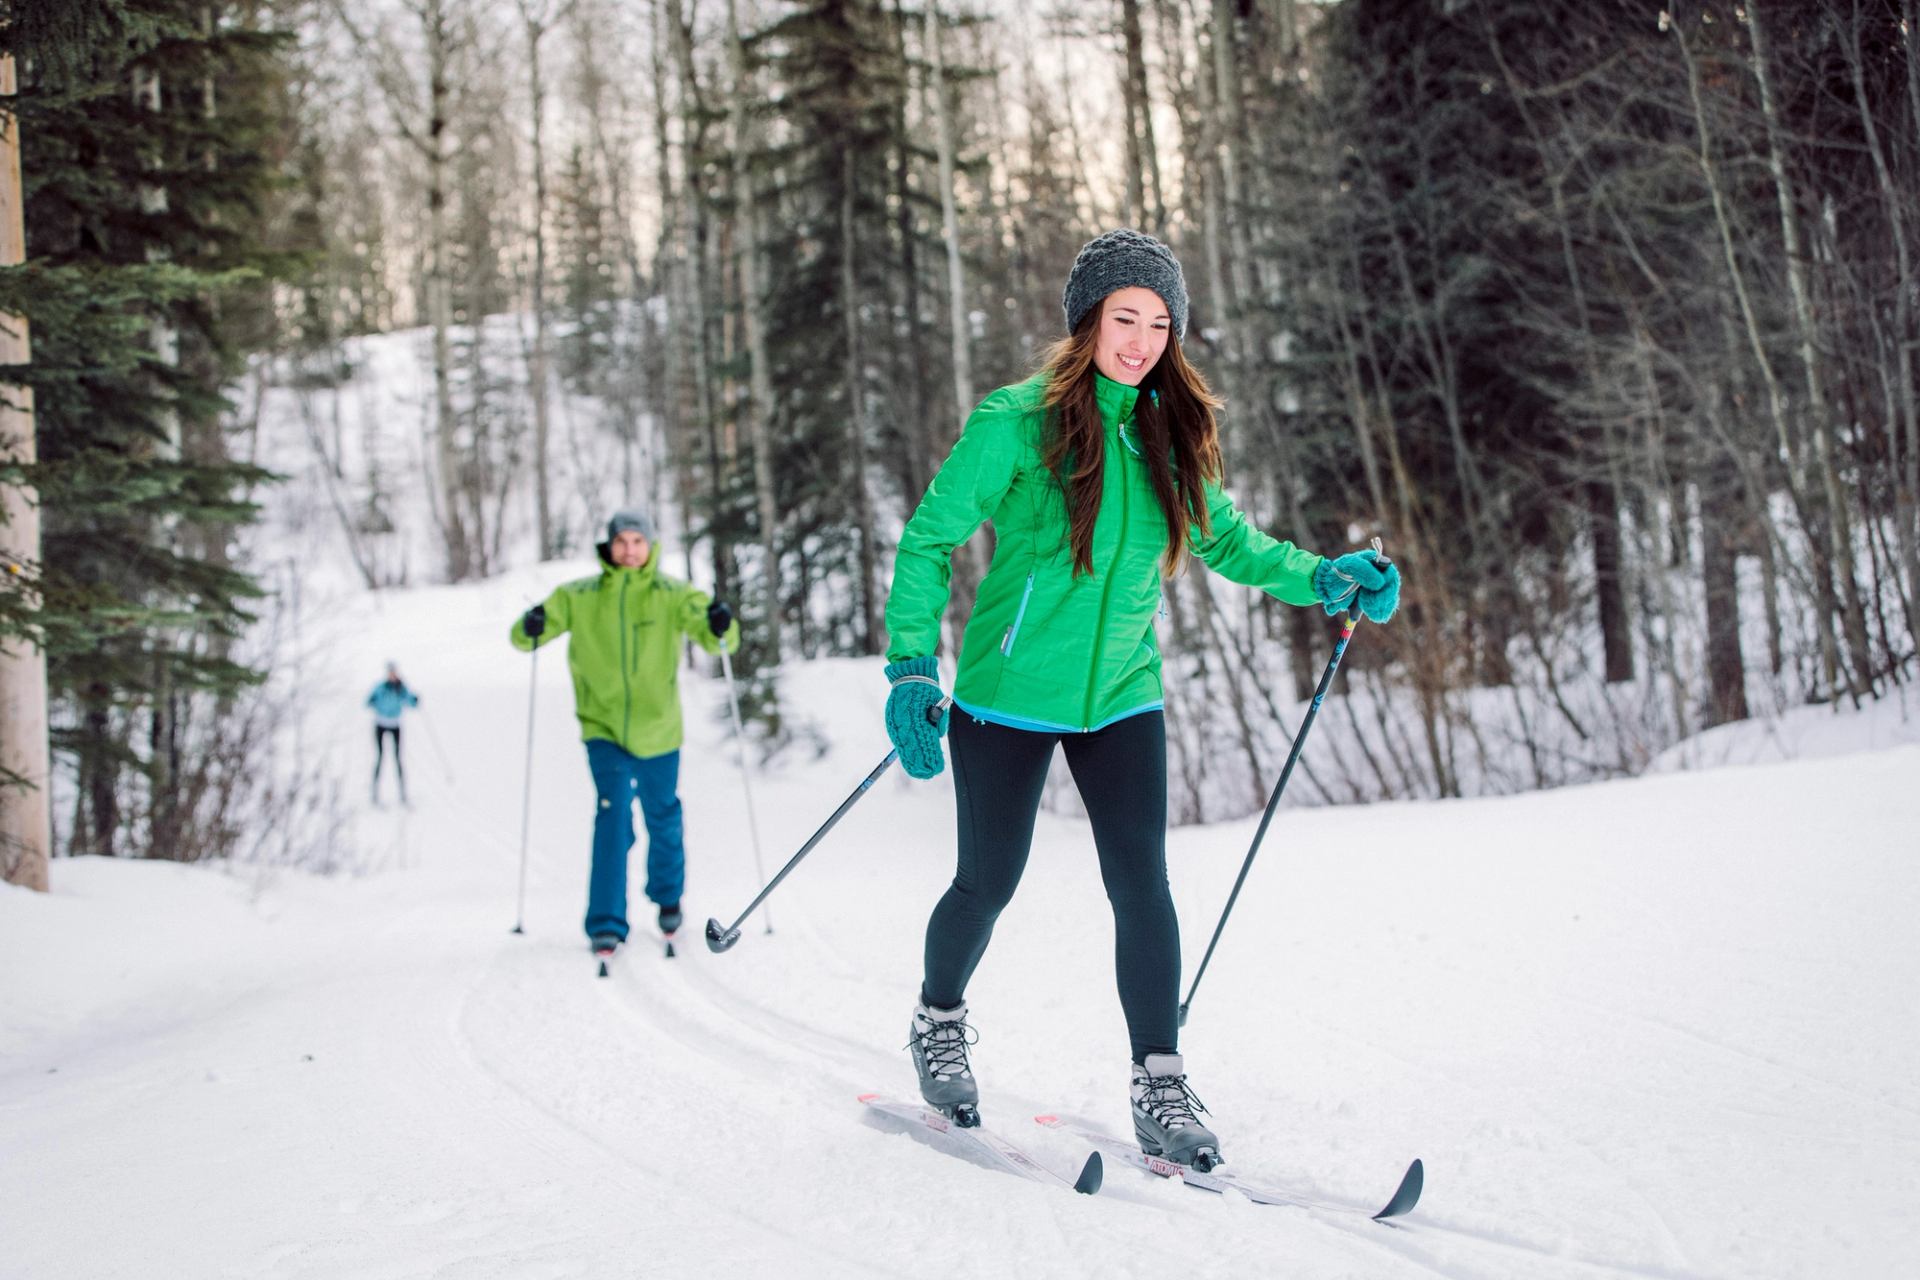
left=999, top=572, right=1037, bottom=658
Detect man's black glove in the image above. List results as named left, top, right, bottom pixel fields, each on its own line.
left=522, top=605, right=546, bottom=639
left=706, top=600, right=733, bottom=638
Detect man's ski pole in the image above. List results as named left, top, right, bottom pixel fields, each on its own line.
left=706, top=697, right=950, bottom=953
left=511, top=646, right=538, bottom=935
left=1179, top=540, right=1386, bottom=1027
left=717, top=645, right=774, bottom=933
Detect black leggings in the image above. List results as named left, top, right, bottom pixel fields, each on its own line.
left=921, top=710, right=1178, bottom=1062
left=373, top=725, right=403, bottom=784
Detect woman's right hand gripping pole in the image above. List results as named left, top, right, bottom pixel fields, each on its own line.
left=883, top=656, right=952, bottom=779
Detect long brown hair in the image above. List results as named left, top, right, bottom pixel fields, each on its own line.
left=1038, top=303, right=1225, bottom=577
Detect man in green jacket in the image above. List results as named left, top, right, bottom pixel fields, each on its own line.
left=510, top=509, right=741, bottom=954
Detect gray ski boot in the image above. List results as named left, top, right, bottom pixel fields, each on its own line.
left=1131, top=1052, right=1223, bottom=1171
left=907, top=1000, right=980, bottom=1127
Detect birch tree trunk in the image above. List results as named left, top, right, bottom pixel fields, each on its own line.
left=516, top=0, right=568, bottom=560
left=842, top=151, right=881, bottom=653
left=1119, top=0, right=1164, bottom=234
left=1700, top=386, right=1751, bottom=726
left=1838, top=0, right=1919, bottom=658
left=1674, top=20, right=1847, bottom=694
left=0, top=51, right=49, bottom=891
left=844, top=157, right=879, bottom=660
left=1903, top=0, right=1920, bottom=641
left=926, top=3, right=972, bottom=428
left=665, top=0, right=729, bottom=596
left=132, top=48, right=183, bottom=848
left=1480, top=17, right=1634, bottom=683
left=923, top=1, right=983, bottom=650
left=727, top=0, right=782, bottom=663
left=424, top=0, right=468, bottom=580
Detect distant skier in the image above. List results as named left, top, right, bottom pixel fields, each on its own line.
left=509, top=509, right=741, bottom=956
left=881, top=230, right=1403, bottom=1169
left=367, top=662, right=419, bottom=807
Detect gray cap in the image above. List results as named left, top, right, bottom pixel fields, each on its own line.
left=606, top=508, right=655, bottom=542
left=1061, top=228, right=1189, bottom=340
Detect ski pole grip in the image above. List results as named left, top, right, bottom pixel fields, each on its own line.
left=926, top=695, right=952, bottom=726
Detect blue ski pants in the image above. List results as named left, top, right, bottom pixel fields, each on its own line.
left=584, top=739, right=684, bottom=942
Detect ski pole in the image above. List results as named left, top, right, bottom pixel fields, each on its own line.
left=706, top=696, right=951, bottom=953
left=417, top=705, right=457, bottom=783
left=1179, top=539, right=1386, bottom=1027
left=717, top=644, right=774, bottom=934
left=511, top=645, right=538, bottom=935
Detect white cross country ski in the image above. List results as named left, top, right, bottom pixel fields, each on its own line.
left=860, top=1095, right=1102, bottom=1195
left=1034, top=1115, right=1420, bottom=1220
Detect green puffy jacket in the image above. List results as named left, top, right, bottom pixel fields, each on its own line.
left=885, top=370, right=1324, bottom=732
left=510, top=549, right=740, bottom=758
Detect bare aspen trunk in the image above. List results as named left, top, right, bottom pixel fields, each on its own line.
left=925, top=4, right=972, bottom=428
left=1116, top=0, right=1148, bottom=229
left=651, top=0, right=687, bottom=512
left=131, top=47, right=184, bottom=848
left=1902, top=0, right=1920, bottom=641
left=1675, top=21, right=1846, bottom=695
left=0, top=52, right=49, bottom=891
left=1119, top=0, right=1164, bottom=234
left=1840, top=4, right=1919, bottom=663
left=1700, top=391, right=1750, bottom=726
left=841, top=153, right=881, bottom=653
left=923, top=1, right=983, bottom=649
left=1055, top=25, right=1105, bottom=227
left=726, top=0, right=782, bottom=663
left=887, top=2, right=925, bottom=497
left=1481, top=21, right=1634, bottom=684
left=666, top=0, right=729, bottom=595
left=521, top=2, right=556, bottom=559
left=425, top=0, right=468, bottom=580
left=1211, top=0, right=1251, bottom=340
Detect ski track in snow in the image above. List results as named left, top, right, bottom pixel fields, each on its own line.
left=3, top=568, right=1917, bottom=1279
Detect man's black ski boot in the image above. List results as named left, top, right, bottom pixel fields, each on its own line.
left=657, top=903, right=683, bottom=934
left=907, top=1000, right=981, bottom=1127
left=1131, top=1053, right=1223, bottom=1171
left=590, top=934, right=621, bottom=978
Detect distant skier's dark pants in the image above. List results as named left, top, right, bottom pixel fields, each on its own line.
left=372, top=725, right=404, bottom=792
left=584, top=739, right=685, bottom=942
left=922, top=710, right=1178, bottom=1062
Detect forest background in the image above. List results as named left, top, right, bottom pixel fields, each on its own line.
left=3, top=0, right=1917, bottom=880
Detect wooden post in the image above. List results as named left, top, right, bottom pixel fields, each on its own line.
left=1, top=51, right=51, bottom=891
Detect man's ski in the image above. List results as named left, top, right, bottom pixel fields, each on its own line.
left=1035, top=1115, right=1420, bottom=1220
left=860, top=1095, right=1101, bottom=1195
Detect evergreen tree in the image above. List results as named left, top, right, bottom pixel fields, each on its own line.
left=746, top=0, right=906, bottom=655
left=0, top=0, right=302, bottom=858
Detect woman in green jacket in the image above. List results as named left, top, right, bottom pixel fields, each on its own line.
left=882, top=229, right=1401, bottom=1170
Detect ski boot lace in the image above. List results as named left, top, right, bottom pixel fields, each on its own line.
left=1137, top=1070, right=1209, bottom=1131
left=907, top=1015, right=977, bottom=1080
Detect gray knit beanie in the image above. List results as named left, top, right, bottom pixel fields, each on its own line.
left=606, top=508, right=655, bottom=542
left=1061, top=228, right=1189, bottom=340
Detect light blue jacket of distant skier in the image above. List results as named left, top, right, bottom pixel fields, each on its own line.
left=367, top=680, right=418, bottom=726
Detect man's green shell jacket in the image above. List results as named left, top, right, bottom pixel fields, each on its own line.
left=510, top=550, right=740, bottom=758
left=885, top=371, right=1324, bottom=732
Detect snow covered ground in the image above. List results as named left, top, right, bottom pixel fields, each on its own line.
left=4, top=563, right=1918, bottom=1279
